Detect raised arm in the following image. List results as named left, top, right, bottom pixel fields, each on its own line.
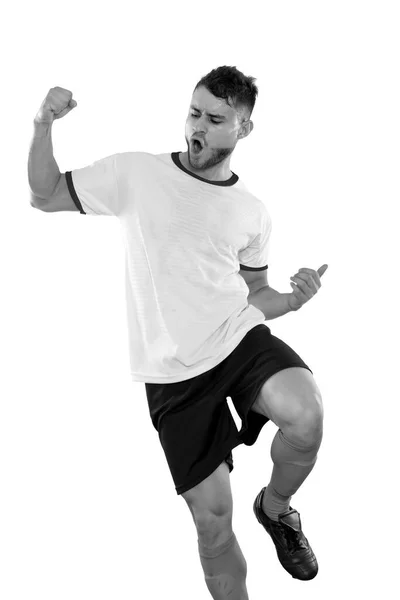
left=29, top=87, right=77, bottom=209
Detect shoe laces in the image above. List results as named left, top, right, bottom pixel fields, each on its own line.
left=280, top=523, right=308, bottom=554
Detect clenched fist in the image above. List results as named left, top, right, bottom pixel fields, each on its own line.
left=34, top=86, right=77, bottom=125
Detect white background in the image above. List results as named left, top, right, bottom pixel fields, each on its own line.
left=1, top=1, right=399, bottom=598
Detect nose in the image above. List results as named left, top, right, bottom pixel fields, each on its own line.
left=192, top=114, right=208, bottom=132
left=193, top=126, right=207, bottom=139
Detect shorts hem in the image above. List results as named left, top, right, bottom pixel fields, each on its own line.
left=175, top=441, right=241, bottom=496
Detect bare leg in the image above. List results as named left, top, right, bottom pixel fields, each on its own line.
left=197, top=523, right=249, bottom=600
left=182, top=462, right=248, bottom=599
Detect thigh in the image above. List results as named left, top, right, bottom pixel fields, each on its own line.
left=226, top=326, right=314, bottom=445
left=252, top=366, right=323, bottom=427
left=182, top=460, right=233, bottom=519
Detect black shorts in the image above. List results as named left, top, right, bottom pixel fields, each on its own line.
left=145, top=324, right=313, bottom=495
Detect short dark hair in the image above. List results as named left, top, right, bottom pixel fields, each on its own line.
left=193, top=65, right=258, bottom=123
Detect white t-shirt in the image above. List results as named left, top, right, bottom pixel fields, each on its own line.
left=65, top=151, right=272, bottom=383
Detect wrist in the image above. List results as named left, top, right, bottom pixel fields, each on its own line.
left=286, top=293, right=299, bottom=311
left=33, top=119, right=52, bottom=138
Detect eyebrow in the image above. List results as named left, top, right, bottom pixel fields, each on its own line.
left=190, top=105, right=227, bottom=120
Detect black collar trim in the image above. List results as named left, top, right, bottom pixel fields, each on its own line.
left=171, top=152, right=239, bottom=186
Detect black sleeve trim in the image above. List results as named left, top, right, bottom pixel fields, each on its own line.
left=239, top=264, right=268, bottom=271
left=65, top=171, right=86, bottom=214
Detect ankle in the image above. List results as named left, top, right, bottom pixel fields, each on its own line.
left=262, top=484, right=291, bottom=521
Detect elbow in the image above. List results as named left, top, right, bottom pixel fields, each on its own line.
left=30, top=192, right=47, bottom=209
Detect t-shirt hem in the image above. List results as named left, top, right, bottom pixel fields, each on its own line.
left=130, top=320, right=267, bottom=384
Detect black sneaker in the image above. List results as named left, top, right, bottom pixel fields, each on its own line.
left=253, top=487, right=318, bottom=580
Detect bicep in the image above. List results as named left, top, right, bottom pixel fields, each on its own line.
left=239, top=266, right=269, bottom=293
left=39, top=174, right=79, bottom=212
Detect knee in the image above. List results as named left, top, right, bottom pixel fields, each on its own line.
left=287, top=393, right=324, bottom=446
left=194, top=509, right=233, bottom=546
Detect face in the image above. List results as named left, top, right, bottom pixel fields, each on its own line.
left=185, top=86, right=253, bottom=172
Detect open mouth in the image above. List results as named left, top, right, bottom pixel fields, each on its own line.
left=191, top=139, right=204, bottom=153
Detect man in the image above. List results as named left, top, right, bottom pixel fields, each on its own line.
left=29, top=65, right=328, bottom=599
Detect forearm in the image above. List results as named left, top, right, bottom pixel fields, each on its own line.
left=28, top=120, right=61, bottom=199
left=248, top=286, right=295, bottom=320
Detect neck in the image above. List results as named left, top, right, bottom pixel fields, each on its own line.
left=179, top=151, right=232, bottom=182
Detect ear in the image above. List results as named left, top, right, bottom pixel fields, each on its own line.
left=239, top=120, right=253, bottom=139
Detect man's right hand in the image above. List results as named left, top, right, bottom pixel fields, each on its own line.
left=34, top=86, right=77, bottom=125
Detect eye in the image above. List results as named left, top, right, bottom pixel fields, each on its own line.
left=190, top=112, right=221, bottom=125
